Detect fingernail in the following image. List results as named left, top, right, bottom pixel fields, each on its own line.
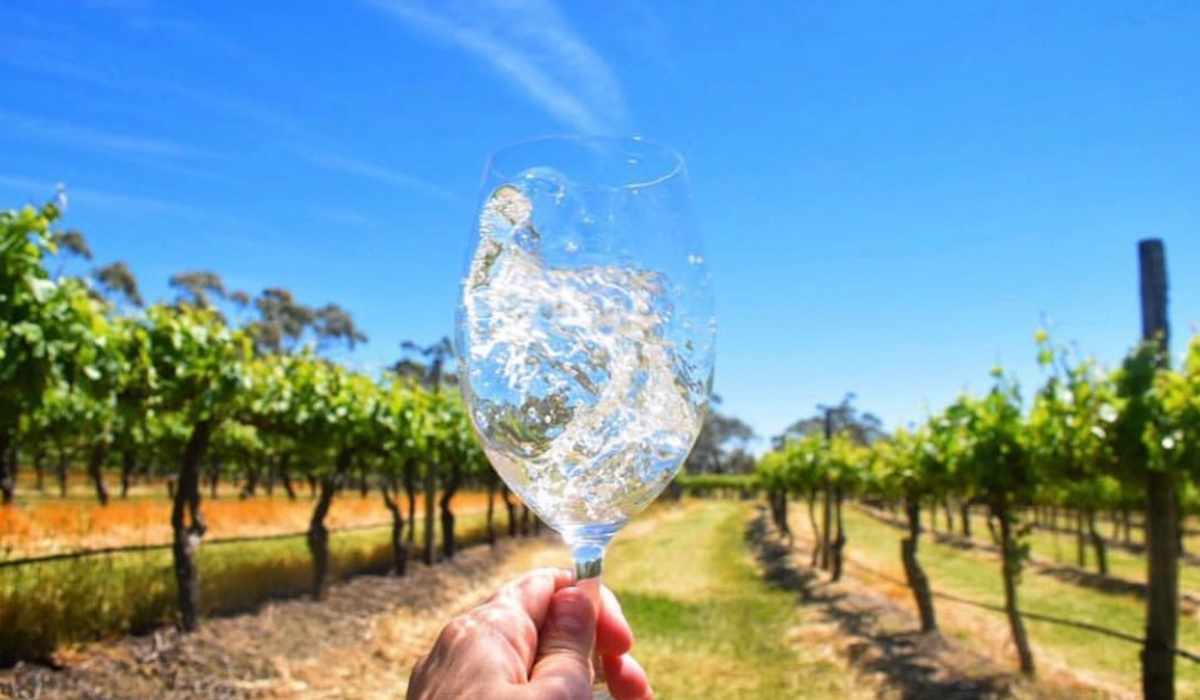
left=552, top=589, right=590, bottom=636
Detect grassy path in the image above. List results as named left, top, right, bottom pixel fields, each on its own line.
left=3, top=501, right=867, bottom=700
left=5, top=498, right=1134, bottom=699
left=603, top=500, right=871, bottom=700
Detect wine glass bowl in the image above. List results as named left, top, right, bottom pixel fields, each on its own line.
left=456, top=135, right=714, bottom=561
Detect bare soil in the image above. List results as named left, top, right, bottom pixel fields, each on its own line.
left=1, top=501, right=1121, bottom=700
left=768, top=505, right=1124, bottom=699
left=0, top=534, right=564, bottom=700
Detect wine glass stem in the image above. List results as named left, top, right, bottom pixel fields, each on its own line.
left=571, top=539, right=612, bottom=699
left=573, top=540, right=606, bottom=581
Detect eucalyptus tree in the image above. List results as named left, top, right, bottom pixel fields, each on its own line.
left=685, top=402, right=756, bottom=475
left=94, top=261, right=144, bottom=309
left=245, top=287, right=312, bottom=353
left=48, top=229, right=93, bottom=260
left=313, top=303, right=367, bottom=351
left=773, top=393, right=886, bottom=450
left=168, top=271, right=229, bottom=310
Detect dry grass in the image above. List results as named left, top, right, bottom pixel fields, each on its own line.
left=0, top=528, right=561, bottom=699
left=2, top=501, right=874, bottom=700
left=3, top=500, right=1117, bottom=699
left=0, top=491, right=490, bottom=559
left=0, top=512, right=493, bottom=663
left=787, top=504, right=1197, bottom=699
left=603, top=500, right=877, bottom=700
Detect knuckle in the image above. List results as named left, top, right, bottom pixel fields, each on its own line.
left=439, top=614, right=474, bottom=646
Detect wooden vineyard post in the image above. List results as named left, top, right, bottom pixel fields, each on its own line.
left=1139, top=238, right=1177, bottom=700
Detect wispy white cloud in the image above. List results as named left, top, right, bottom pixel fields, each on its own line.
left=362, top=0, right=626, bottom=134
left=0, top=110, right=210, bottom=160
left=303, top=151, right=461, bottom=202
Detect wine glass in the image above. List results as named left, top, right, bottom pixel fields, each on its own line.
left=455, top=135, right=714, bottom=696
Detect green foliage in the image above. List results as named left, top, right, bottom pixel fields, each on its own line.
left=1147, top=335, right=1200, bottom=482
left=756, top=430, right=869, bottom=497
left=1028, top=333, right=1122, bottom=510
left=958, top=372, right=1034, bottom=502
left=1, top=194, right=500, bottom=655
left=145, top=303, right=250, bottom=423
left=0, top=200, right=95, bottom=430
left=756, top=329, right=1200, bottom=525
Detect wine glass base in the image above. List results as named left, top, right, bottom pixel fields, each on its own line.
left=592, top=686, right=614, bottom=699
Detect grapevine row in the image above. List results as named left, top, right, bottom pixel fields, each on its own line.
left=757, top=325, right=1200, bottom=688
left=0, top=199, right=500, bottom=639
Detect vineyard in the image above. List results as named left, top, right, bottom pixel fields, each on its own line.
left=4, top=195, right=1200, bottom=699
left=0, top=199, right=527, bottom=661
left=753, top=246, right=1200, bottom=697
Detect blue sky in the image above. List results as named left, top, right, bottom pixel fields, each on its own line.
left=2, top=0, right=1198, bottom=447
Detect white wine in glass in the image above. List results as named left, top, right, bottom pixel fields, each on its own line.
left=456, top=135, right=714, bottom=697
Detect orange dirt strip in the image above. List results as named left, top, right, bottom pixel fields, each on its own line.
left=0, top=491, right=492, bottom=559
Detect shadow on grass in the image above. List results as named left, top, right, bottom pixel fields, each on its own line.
left=844, top=557, right=1200, bottom=667
left=859, top=505, right=1200, bottom=615
left=745, top=510, right=1022, bottom=700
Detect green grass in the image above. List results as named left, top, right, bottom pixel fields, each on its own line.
left=602, top=501, right=870, bottom=700
left=838, top=506, right=1200, bottom=697
left=1031, top=519, right=1200, bottom=598
left=940, top=509, right=1200, bottom=597
left=0, top=513, right=491, bottom=662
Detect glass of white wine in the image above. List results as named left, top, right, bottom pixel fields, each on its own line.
left=456, top=135, right=714, bottom=698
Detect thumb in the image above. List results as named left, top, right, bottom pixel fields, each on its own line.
left=529, top=587, right=596, bottom=695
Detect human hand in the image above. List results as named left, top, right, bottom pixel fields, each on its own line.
left=406, top=568, right=653, bottom=700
